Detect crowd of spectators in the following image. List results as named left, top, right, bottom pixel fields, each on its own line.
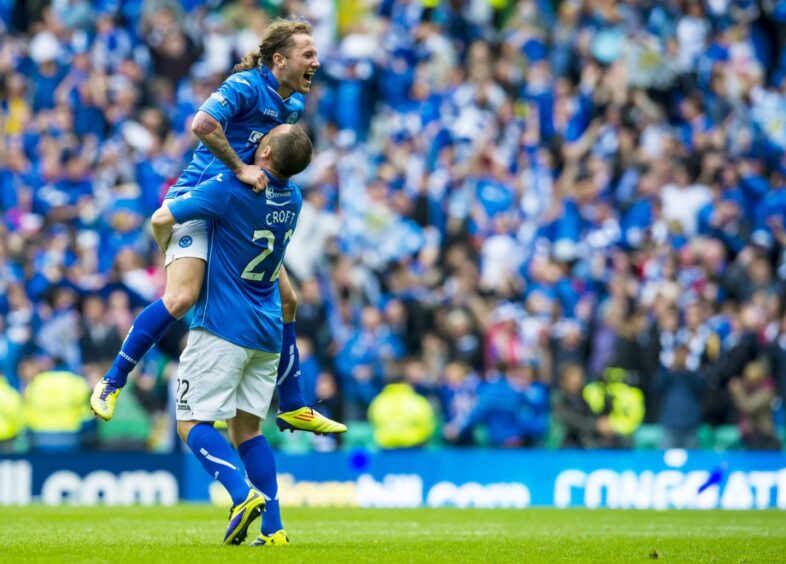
left=2, top=0, right=786, bottom=452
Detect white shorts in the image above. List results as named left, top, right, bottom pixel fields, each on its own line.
left=164, top=199, right=209, bottom=267
left=175, top=329, right=280, bottom=422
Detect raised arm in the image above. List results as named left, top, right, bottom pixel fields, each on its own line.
left=191, top=111, right=266, bottom=191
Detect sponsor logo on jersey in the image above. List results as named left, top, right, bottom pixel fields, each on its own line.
left=210, top=92, right=228, bottom=106
left=265, top=186, right=292, bottom=206
left=248, top=131, right=264, bottom=143
left=265, top=185, right=293, bottom=199
left=265, top=185, right=293, bottom=207
left=264, top=108, right=279, bottom=118
left=286, top=112, right=300, bottom=124
left=229, top=76, right=251, bottom=86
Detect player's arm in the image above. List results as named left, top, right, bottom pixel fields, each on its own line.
left=192, top=112, right=265, bottom=191
left=151, top=180, right=231, bottom=252
left=193, top=76, right=266, bottom=191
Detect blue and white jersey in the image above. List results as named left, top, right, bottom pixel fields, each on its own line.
left=166, top=65, right=305, bottom=199
left=168, top=170, right=303, bottom=352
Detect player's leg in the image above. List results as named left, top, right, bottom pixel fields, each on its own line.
left=177, top=419, right=250, bottom=506
left=228, top=410, right=288, bottom=546
left=106, top=255, right=204, bottom=384
left=233, top=350, right=288, bottom=546
left=274, top=266, right=346, bottom=435
left=91, top=219, right=208, bottom=421
left=275, top=265, right=306, bottom=411
left=175, top=329, right=265, bottom=545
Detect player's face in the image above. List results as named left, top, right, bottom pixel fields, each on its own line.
left=282, top=34, right=320, bottom=94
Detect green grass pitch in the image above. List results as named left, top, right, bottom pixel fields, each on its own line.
left=2, top=506, right=785, bottom=562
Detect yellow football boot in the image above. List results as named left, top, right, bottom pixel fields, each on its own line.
left=224, top=489, right=266, bottom=545
left=90, top=380, right=121, bottom=421
left=249, top=529, right=290, bottom=546
left=275, top=407, right=347, bottom=435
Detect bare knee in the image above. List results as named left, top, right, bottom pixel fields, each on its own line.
left=163, top=286, right=199, bottom=318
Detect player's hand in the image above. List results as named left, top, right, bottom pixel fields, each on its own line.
left=235, top=164, right=268, bottom=193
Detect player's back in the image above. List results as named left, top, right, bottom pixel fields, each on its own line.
left=185, top=171, right=302, bottom=352
left=168, top=67, right=305, bottom=198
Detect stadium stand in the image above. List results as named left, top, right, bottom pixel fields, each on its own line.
left=2, top=0, right=786, bottom=453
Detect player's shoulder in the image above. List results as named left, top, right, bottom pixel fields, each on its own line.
left=224, top=69, right=262, bottom=91
left=225, top=173, right=269, bottom=205
left=286, top=179, right=304, bottom=205
left=200, top=172, right=241, bottom=199
left=223, top=172, right=253, bottom=195
left=283, top=93, right=305, bottom=121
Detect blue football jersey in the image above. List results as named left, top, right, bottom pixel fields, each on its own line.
left=167, top=65, right=305, bottom=199
left=168, top=170, right=303, bottom=352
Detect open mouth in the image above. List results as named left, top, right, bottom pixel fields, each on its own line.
left=303, top=70, right=315, bottom=86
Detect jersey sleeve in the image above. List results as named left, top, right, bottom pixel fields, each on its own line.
left=198, top=73, right=256, bottom=123
left=168, top=178, right=232, bottom=224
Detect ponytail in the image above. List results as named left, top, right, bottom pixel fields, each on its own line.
left=232, top=50, right=262, bottom=73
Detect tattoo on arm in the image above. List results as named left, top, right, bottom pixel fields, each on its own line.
left=192, top=111, right=244, bottom=172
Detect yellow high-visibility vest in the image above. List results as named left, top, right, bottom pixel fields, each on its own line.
left=0, top=376, right=23, bottom=441
left=368, top=383, right=436, bottom=448
left=584, top=380, right=645, bottom=436
left=24, top=371, right=90, bottom=432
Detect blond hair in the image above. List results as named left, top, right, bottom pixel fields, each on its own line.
left=232, top=18, right=313, bottom=73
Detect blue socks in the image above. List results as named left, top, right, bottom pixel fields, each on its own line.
left=186, top=423, right=250, bottom=506
left=239, top=435, right=282, bottom=535
left=276, top=322, right=306, bottom=412
left=104, top=299, right=178, bottom=387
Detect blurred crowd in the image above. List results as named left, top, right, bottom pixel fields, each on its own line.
left=2, top=0, right=786, bottom=452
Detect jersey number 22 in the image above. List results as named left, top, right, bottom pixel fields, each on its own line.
left=241, top=229, right=293, bottom=282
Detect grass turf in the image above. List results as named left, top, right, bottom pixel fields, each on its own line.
left=1, top=506, right=785, bottom=563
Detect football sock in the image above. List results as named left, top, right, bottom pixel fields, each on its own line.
left=104, top=299, right=177, bottom=387
left=238, top=435, right=282, bottom=535
left=186, top=423, right=249, bottom=506
left=276, top=322, right=306, bottom=412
